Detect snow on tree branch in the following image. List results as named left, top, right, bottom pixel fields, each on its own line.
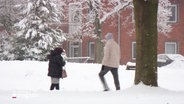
left=13, top=0, right=66, bottom=60
left=158, top=0, right=172, bottom=33
left=67, top=0, right=172, bottom=40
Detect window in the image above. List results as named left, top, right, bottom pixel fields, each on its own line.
left=132, top=42, right=136, bottom=59
left=86, top=9, right=93, bottom=22
left=89, top=42, right=95, bottom=59
left=131, top=9, right=135, bottom=23
left=73, top=46, right=79, bottom=57
left=71, top=42, right=80, bottom=57
left=168, top=5, right=178, bottom=23
left=165, top=42, right=177, bottom=54
left=69, top=3, right=82, bottom=33
left=68, top=42, right=81, bottom=57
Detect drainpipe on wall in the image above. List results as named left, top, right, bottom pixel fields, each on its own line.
left=118, top=12, right=122, bottom=64
left=118, top=12, right=121, bottom=45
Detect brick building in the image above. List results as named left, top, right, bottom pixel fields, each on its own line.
left=63, top=0, right=184, bottom=65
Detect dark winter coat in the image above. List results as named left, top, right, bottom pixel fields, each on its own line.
left=47, top=49, right=66, bottom=78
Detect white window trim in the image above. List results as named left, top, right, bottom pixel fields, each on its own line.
left=69, top=3, right=82, bottom=33
left=132, top=42, right=136, bottom=59
left=72, top=45, right=79, bottom=57
left=89, top=42, right=95, bottom=60
left=168, top=4, right=178, bottom=23
left=131, top=9, right=134, bottom=23
left=165, top=42, right=177, bottom=54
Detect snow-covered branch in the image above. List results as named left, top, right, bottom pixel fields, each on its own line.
left=100, top=1, right=132, bottom=23
left=66, top=0, right=172, bottom=40
left=13, top=0, right=66, bottom=60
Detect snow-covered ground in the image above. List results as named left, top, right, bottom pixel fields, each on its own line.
left=0, top=61, right=184, bottom=104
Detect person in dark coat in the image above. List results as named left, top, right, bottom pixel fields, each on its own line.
left=47, top=47, right=66, bottom=90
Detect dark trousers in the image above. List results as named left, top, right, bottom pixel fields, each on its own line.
left=99, top=65, right=120, bottom=90
left=50, top=84, right=59, bottom=90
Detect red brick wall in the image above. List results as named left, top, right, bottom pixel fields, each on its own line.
left=64, top=0, right=184, bottom=65
left=158, top=0, right=184, bottom=55
left=100, top=0, right=184, bottom=64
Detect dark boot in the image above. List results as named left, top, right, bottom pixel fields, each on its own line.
left=50, top=84, right=55, bottom=90
left=55, top=84, right=60, bottom=90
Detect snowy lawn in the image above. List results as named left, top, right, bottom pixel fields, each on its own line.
left=0, top=61, right=184, bottom=104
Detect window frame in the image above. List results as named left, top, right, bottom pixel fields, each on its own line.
left=132, top=41, right=136, bottom=59
left=88, top=42, right=95, bottom=60
left=68, top=3, right=82, bottom=33
left=168, top=4, right=178, bottom=23
left=165, top=42, right=177, bottom=54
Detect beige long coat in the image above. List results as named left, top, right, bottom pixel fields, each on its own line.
left=102, top=39, right=121, bottom=68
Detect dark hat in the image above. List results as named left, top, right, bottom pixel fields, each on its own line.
left=54, top=47, right=63, bottom=55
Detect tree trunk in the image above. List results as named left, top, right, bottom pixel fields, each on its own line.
left=133, top=0, right=158, bottom=86
left=94, top=17, right=103, bottom=63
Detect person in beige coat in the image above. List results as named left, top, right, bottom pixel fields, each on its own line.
left=99, top=33, right=121, bottom=91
